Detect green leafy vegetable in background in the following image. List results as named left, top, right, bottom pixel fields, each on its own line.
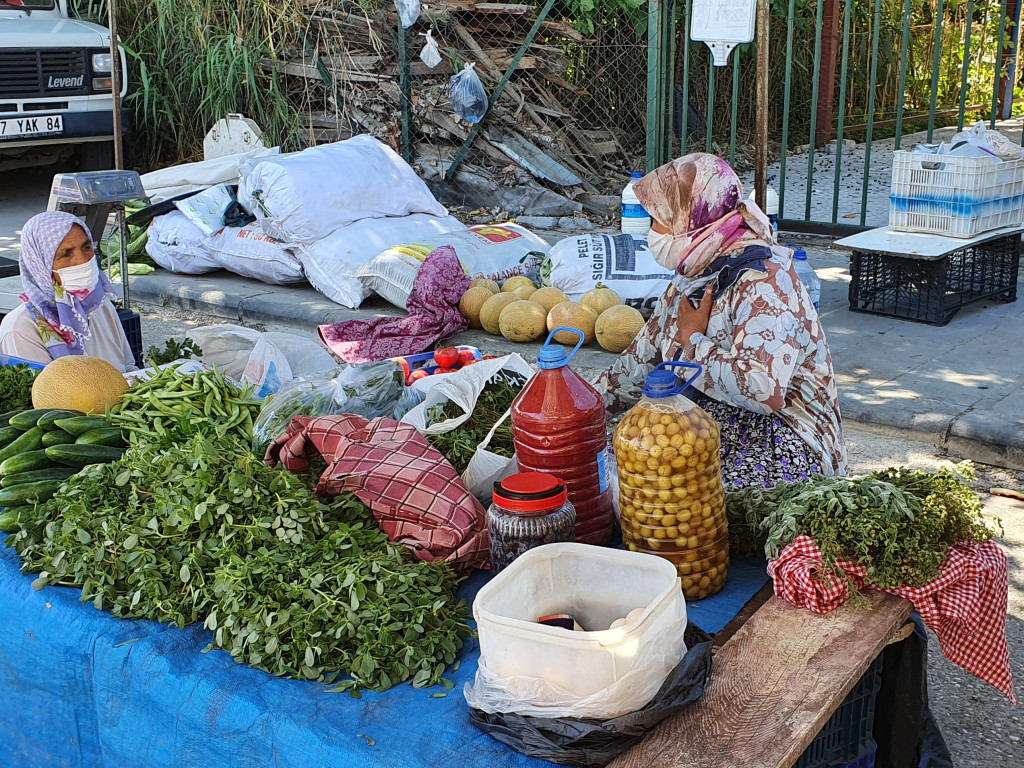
left=0, top=364, right=38, bottom=413
left=144, top=336, right=203, bottom=367
left=426, top=379, right=519, bottom=475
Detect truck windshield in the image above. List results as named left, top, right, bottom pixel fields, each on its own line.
left=0, top=0, right=57, bottom=8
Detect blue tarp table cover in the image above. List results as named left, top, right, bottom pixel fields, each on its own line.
left=0, top=544, right=769, bottom=768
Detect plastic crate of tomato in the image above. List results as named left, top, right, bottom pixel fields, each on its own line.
left=392, top=345, right=486, bottom=386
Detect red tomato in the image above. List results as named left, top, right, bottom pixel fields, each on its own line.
left=437, top=367, right=458, bottom=374
left=393, top=357, right=411, bottom=379
left=457, top=349, right=477, bottom=366
left=433, top=347, right=459, bottom=368
left=481, top=355, right=500, bottom=360
left=408, top=370, right=430, bottom=383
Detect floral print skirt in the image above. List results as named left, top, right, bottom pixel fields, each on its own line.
left=691, top=392, right=822, bottom=489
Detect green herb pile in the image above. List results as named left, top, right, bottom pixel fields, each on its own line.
left=726, top=462, right=1000, bottom=590
left=144, top=336, right=203, bottom=367
left=426, top=379, right=519, bottom=475
left=0, top=363, right=38, bottom=413
left=13, top=431, right=471, bottom=692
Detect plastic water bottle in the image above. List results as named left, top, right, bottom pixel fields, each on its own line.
left=621, top=172, right=651, bottom=235
left=511, top=327, right=614, bottom=546
left=748, top=175, right=779, bottom=233
left=789, top=244, right=820, bottom=311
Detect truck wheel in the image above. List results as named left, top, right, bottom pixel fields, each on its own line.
left=75, top=141, right=114, bottom=172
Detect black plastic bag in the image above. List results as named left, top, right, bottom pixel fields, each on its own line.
left=468, top=623, right=713, bottom=767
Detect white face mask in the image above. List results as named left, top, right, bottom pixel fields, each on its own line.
left=55, top=258, right=100, bottom=293
left=647, top=230, right=686, bottom=271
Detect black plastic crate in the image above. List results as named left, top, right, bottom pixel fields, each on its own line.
left=0, top=257, right=19, bottom=280
left=848, top=232, right=1019, bottom=326
left=117, top=308, right=144, bottom=369
left=794, top=656, right=883, bottom=768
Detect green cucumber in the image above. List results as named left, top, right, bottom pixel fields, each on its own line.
left=1, top=466, right=77, bottom=488
left=0, top=427, right=44, bottom=466
left=0, top=451, right=55, bottom=476
left=0, top=509, right=25, bottom=532
left=53, top=416, right=112, bottom=437
left=0, top=426, right=21, bottom=448
left=36, top=409, right=86, bottom=430
left=0, top=479, right=65, bottom=506
left=0, top=410, right=22, bottom=428
left=75, top=428, right=126, bottom=448
left=9, top=409, right=55, bottom=431
left=42, top=429, right=77, bottom=448
left=44, top=443, right=125, bottom=468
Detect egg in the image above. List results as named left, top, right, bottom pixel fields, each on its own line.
left=625, top=607, right=645, bottom=624
left=608, top=618, right=628, bottom=630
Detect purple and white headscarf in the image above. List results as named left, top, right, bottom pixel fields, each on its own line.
left=18, top=211, right=116, bottom=360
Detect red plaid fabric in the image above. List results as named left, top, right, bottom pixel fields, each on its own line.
left=318, top=245, right=470, bottom=363
left=265, top=414, right=489, bottom=573
left=768, top=535, right=1016, bottom=704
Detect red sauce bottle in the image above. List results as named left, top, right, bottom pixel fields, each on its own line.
left=511, top=327, right=614, bottom=545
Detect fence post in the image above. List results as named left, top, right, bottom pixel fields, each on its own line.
left=398, top=24, right=412, bottom=163
left=647, top=0, right=667, bottom=171
left=755, top=0, right=769, bottom=209
left=815, top=0, right=841, bottom=148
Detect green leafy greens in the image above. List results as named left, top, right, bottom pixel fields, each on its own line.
left=0, top=363, right=38, bottom=413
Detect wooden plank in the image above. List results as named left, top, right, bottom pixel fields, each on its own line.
left=609, top=591, right=912, bottom=768
left=539, top=19, right=586, bottom=42
left=712, top=581, right=774, bottom=650
left=472, top=2, right=535, bottom=13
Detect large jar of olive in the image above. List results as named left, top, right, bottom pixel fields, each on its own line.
left=612, top=362, right=728, bottom=600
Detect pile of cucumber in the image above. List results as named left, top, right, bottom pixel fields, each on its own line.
left=0, top=408, right=127, bottom=531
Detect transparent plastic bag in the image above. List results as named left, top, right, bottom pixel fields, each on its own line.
left=394, top=0, right=420, bottom=28
left=419, top=30, right=442, bottom=69
left=252, top=360, right=405, bottom=454
left=448, top=63, right=488, bottom=124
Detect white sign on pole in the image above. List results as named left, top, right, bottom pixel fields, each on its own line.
left=690, top=0, right=757, bottom=66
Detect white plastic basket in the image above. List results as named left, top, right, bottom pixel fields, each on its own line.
left=889, top=150, right=1024, bottom=237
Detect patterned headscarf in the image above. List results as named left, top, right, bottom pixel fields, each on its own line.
left=18, top=211, right=116, bottom=360
left=634, top=153, right=776, bottom=278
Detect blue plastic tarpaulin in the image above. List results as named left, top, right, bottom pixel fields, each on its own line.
left=0, top=545, right=768, bottom=768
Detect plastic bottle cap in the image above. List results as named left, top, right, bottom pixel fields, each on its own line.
left=630, top=171, right=642, bottom=179
left=493, top=473, right=569, bottom=514
left=792, top=248, right=807, bottom=260
left=642, top=368, right=680, bottom=398
left=537, top=343, right=568, bottom=369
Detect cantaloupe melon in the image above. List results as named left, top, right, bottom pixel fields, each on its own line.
left=546, top=301, right=599, bottom=345
left=501, top=275, right=535, bottom=293
left=31, top=355, right=129, bottom=414
left=470, top=278, right=500, bottom=294
left=459, top=286, right=494, bottom=328
left=531, top=287, right=568, bottom=314
left=595, top=305, right=645, bottom=352
left=513, top=285, right=537, bottom=301
left=580, top=284, right=623, bottom=316
left=480, top=292, right=520, bottom=335
left=499, top=300, right=547, bottom=342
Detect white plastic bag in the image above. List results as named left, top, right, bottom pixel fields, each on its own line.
left=401, top=354, right=532, bottom=501
left=394, top=0, right=420, bottom=28
left=419, top=30, right=442, bottom=69
left=238, top=135, right=448, bottom=244
left=139, top=147, right=279, bottom=203
left=357, top=223, right=549, bottom=309
left=189, top=324, right=262, bottom=381
left=241, top=333, right=337, bottom=399
left=145, top=211, right=220, bottom=274
left=448, top=63, right=488, bottom=124
left=174, top=183, right=234, bottom=236
left=296, top=213, right=467, bottom=308
left=207, top=224, right=305, bottom=286
left=546, top=233, right=673, bottom=317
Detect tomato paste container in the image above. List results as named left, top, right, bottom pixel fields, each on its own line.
left=511, top=328, right=614, bottom=545
left=612, top=361, right=728, bottom=599
left=487, top=472, right=576, bottom=573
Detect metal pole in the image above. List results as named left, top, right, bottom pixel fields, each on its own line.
left=647, top=0, right=666, bottom=171
left=106, top=0, right=129, bottom=310
left=755, top=0, right=769, bottom=210
left=398, top=24, right=412, bottom=163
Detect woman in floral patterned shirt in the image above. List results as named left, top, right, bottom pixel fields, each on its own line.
left=594, top=154, right=846, bottom=486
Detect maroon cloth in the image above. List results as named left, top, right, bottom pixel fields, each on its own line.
left=318, top=245, right=470, bottom=363
left=265, top=413, right=489, bottom=573
left=768, top=534, right=1016, bottom=704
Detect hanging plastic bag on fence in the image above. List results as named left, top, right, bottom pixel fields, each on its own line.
left=419, top=30, right=442, bottom=69
left=401, top=354, right=533, bottom=501
left=251, top=360, right=406, bottom=455
left=394, top=0, right=420, bottom=28
left=449, top=63, right=488, bottom=124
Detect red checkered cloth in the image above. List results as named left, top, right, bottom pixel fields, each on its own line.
left=768, top=535, right=1016, bottom=704
left=265, top=414, right=490, bottom=574
left=318, top=245, right=470, bottom=363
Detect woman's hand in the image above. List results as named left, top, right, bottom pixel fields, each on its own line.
left=675, top=285, right=714, bottom=346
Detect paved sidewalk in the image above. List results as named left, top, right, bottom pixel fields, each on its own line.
left=128, top=238, right=1024, bottom=471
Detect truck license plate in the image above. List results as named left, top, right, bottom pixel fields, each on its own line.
left=0, top=115, right=64, bottom=141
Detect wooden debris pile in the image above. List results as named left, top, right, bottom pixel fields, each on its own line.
left=268, top=0, right=648, bottom=217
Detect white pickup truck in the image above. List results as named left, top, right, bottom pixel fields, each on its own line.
left=0, top=0, right=128, bottom=171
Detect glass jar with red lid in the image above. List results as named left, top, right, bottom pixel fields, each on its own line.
left=488, top=472, right=576, bottom=573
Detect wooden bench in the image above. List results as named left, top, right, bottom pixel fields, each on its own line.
left=610, top=590, right=913, bottom=768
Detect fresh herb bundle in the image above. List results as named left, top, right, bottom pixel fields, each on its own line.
left=0, top=363, right=38, bottom=413
left=426, top=379, right=519, bottom=475
left=14, top=432, right=470, bottom=692
left=725, top=462, right=999, bottom=590
left=144, top=336, right=203, bottom=367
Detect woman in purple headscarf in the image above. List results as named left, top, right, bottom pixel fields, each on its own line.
left=594, top=154, right=845, bottom=487
left=0, top=211, right=137, bottom=372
